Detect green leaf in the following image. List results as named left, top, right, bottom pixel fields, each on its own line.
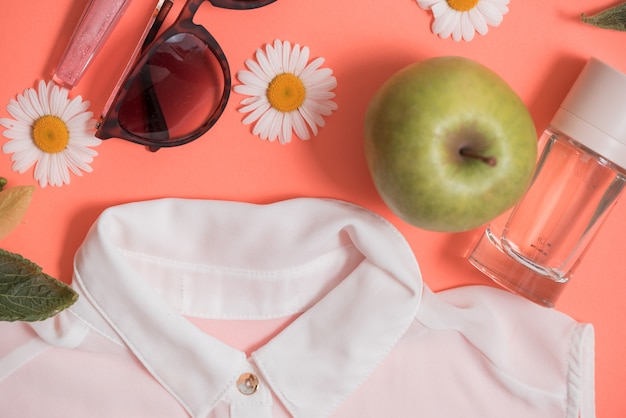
left=581, top=2, right=626, bottom=31
left=0, top=248, right=78, bottom=322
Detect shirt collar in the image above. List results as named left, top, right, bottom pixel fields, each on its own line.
left=68, top=198, right=423, bottom=418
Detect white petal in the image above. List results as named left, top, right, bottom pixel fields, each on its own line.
left=61, top=95, right=89, bottom=121
left=5, top=100, right=33, bottom=124
left=66, top=110, right=93, bottom=129
left=302, top=68, right=333, bottom=86
left=431, top=1, right=450, bottom=18
left=279, top=113, right=293, bottom=144
left=291, top=111, right=310, bottom=140
left=477, top=1, right=504, bottom=26
left=469, top=8, right=488, bottom=35
left=49, top=84, right=68, bottom=115
left=239, top=96, right=269, bottom=115
left=1, top=131, right=22, bottom=142
left=64, top=147, right=92, bottom=174
left=26, top=87, right=45, bottom=117
left=1, top=122, right=31, bottom=139
left=451, top=19, right=463, bottom=41
left=287, top=44, right=301, bottom=74
left=253, top=109, right=278, bottom=140
left=267, top=111, right=283, bottom=141
left=320, top=99, right=339, bottom=112
left=265, top=40, right=282, bottom=74
left=304, top=98, right=336, bottom=116
left=70, top=136, right=98, bottom=152
left=433, top=10, right=456, bottom=38
left=233, top=84, right=267, bottom=97
left=255, top=48, right=276, bottom=80
left=298, top=105, right=322, bottom=136
left=16, top=91, right=41, bottom=121
left=305, top=91, right=336, bottom=101
left=237, top=69, right=268, bottom=90
left=312, top=75, right=337, bottom=92
left=242, top=102, right=271, bottom=125
left=294, top=46, right=310, bottom=76
left=240, top=95, right=263, bottom=106
left=281, top=40, right=292, bottom=74
left=304, top=80, right=337, bottom=99
left=486, top=0, right=509, bottom=15
left=52, top=154, right=71, bottom=186
left=460, top=13, right=476, bottom=41
left=33, top=153, right=50, bottom=187
left=2, top=138, right=35, bottom=153
left=67, top=143, right=98, bottom=158
left=38, top=81, right=52, bottom=115
left=69, top=134, right=101, bottom=149
left=244, top=59, right=272, bottom=83
left=417, top=0, right=440, bottom=10
left=11, top=148, right=41, bottom=173
left=299, top=57, right=325, bottom=80
left=268, top=40, right=281, bottom=72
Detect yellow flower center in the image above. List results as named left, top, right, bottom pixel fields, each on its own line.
left=446, top=0, right=479, bottom=12
left=266, top=73, right=306, bottom=113
left=32, top=115, right=69, bottom=154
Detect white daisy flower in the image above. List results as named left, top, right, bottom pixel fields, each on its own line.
left=234, top=39, right=338, bottom=144
left=417, top=0, right=510, bottom=42
left=0, top=80, right=101, bottom=188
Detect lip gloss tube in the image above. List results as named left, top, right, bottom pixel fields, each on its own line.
left=52, top=0, right=130, bottom=89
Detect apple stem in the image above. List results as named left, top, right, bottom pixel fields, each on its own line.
left=459, top=148, right=497, bottom=166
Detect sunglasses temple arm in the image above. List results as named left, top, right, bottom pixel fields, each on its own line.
left=99, top=0, right=172, bottom=119
left=140, top=0, right=174, bottom=152
left=142, top=0, right=174, bottom=50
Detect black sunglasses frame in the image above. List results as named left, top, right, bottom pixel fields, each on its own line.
left=95, top=0, right=277, bottom=151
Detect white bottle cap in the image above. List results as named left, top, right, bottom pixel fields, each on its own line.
left=550, top=57, right=626, bottom=170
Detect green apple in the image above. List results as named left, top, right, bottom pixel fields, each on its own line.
left=364, top=56, right=537, bottom=232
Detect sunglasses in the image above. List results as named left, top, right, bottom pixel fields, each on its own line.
left=95, top=0, right=277, bottom=151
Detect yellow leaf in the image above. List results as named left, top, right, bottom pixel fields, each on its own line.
left=0, top=185, right=35, bottom=240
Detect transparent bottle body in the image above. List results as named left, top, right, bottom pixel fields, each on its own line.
left=469, top=128, right=626, bottom=306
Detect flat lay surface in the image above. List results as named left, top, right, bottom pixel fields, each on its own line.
left=0, top=0, right=625, bottom=415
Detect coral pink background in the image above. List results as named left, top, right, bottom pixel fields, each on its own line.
left=1, top=0, right=625, bottom=415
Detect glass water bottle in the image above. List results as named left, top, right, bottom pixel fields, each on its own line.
left=468, top=57, right=626, bottom=307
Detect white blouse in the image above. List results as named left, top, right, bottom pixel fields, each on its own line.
left=0, top=198, right=594, bottom=417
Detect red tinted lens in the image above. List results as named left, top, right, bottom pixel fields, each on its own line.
left=118, top=33, right=225, bottom=142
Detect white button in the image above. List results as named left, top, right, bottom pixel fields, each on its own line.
left=236, top=373, right=259, bottom=395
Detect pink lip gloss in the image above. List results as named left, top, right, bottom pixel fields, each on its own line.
left=52, top=0, right=130, bottom=89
